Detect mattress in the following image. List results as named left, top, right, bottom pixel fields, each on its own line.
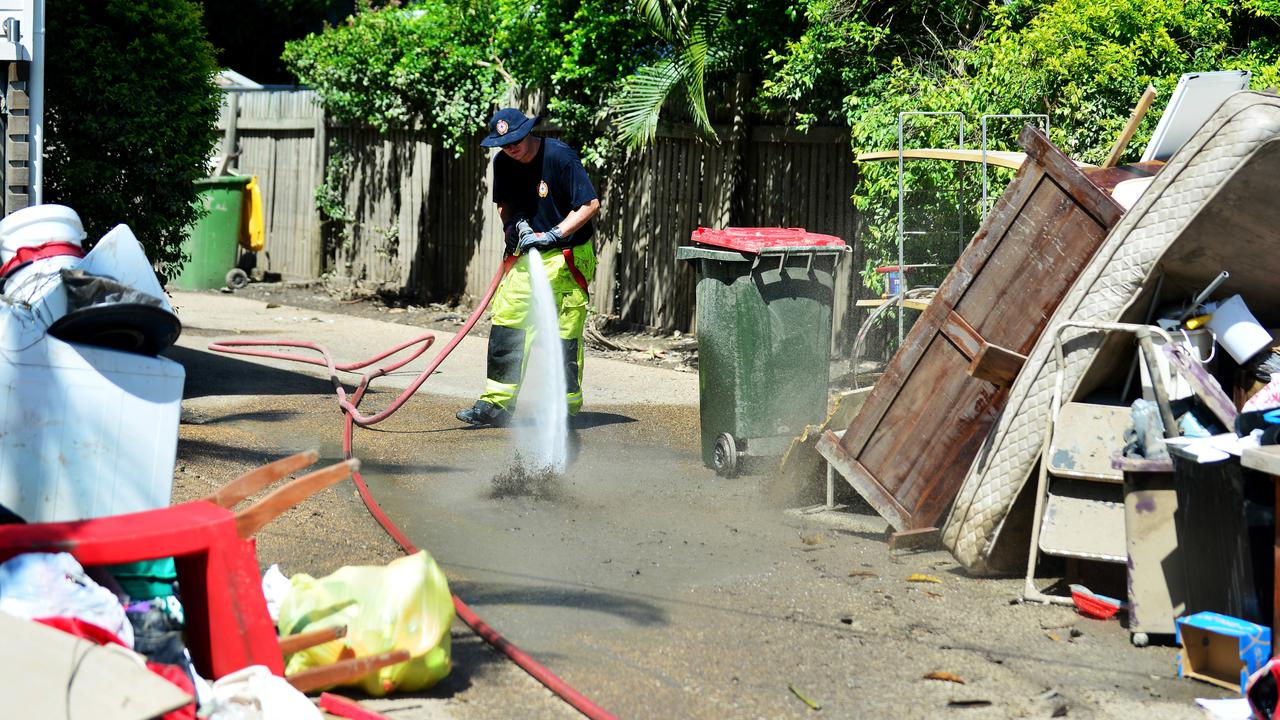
left=942, top=92, right=1280, bottom=574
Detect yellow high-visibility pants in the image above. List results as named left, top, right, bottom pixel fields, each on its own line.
left=479, top=242, right=595, bottom=414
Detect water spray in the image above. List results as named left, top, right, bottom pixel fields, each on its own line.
left=210, top=255, right=614, bottom=719
left=512, top=248, right=570, bottom=474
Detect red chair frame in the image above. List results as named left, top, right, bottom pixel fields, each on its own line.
left=0, top=500, right=282, bottom=678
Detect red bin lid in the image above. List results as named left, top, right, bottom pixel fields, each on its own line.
left=690, top=227, right=846, bottom=254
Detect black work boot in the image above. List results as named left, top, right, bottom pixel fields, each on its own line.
left=456, top=400, right=512, bottom=427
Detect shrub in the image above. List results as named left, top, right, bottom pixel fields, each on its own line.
left=282, top=2, right=504, bottom=154
left=44, top=0, right=222, bottom=281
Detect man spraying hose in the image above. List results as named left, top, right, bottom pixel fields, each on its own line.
left=457, top=108, right=601, bottom=428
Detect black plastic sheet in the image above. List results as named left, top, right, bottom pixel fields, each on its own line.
left=47, top=269, right=181, bottom=356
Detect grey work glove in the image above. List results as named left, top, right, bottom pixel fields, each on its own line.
left=514, top=220, right=564, bottom=254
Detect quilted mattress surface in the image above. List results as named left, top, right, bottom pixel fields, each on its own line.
left=942, top=92, right=1280, bottom=573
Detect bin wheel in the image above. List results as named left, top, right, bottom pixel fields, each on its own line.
left=225, top=268, right=250, bottom=290
left=1130, top=632, right=1149, bottom=647
left=713, top=433, right=740, bottom=478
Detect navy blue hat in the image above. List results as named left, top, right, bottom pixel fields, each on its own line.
left=481, top=108, right=541, bottom=147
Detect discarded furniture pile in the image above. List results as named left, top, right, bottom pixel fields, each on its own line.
left=821, top=90, right=1280, bottom=710
left=0, top=205, right=450, bottom=719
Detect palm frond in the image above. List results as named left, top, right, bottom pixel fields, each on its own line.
left=617, top=0, right=729, bottom=149
left=682, top=0, right=732, bottom=137
left=613, top=58, right=685, bottom=149
left=678, top=41, right=714, bottom=136
left=703, top=44, right=734, bottom=75
left=635, top=0, right=683, bottom=44
left=688, top=0, right=733, bottom=46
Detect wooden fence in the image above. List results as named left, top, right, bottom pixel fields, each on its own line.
left=220, top=89, right=874, bottom=349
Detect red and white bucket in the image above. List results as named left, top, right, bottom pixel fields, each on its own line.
left=0, top=204, right=87, bottom=303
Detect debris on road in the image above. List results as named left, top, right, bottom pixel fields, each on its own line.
left=907, top=573, right=942, bottom=584
left=788, top=683, right=822, bottom=710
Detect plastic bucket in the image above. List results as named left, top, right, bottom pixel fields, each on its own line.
left=885, top=270, right=903, bottom=295
left=0, top=204, right=86, bottom=262
left=4, top=255, right=81, bottom=305
left=0, top=205, right=87, bottom=304
left=1208, top=295, right=1272, bottom=364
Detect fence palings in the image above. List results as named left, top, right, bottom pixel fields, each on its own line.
left=217, top=90, right=869, bottom=347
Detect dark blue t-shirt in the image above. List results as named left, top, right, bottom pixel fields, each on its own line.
left=492, top=137, right=597, bottom=247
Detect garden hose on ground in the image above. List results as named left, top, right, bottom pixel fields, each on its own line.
left=211, top=253, right=616, bottom=720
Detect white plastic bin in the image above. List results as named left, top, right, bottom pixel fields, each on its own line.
left=0, top=317, right=184, bottom=522
left=1208, top=294, right=1273, bottom=365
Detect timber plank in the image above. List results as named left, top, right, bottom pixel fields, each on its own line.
left=941, top=310, right=983, bottom=361
left=967, top=341, right=1028, bottom=386
left=857, top=148, right=1029, bottom=170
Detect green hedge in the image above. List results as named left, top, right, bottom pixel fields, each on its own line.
left=44, top=0, right=221, bottom=281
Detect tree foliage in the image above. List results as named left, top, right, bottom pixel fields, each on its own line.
left=761, top=0, right=1280, bottom=287
left=283, top=0, right=1280, bottom=290
left=45, top=0, right=222, bottom=280
left=282, top=1, right=505, bottom=152
left=282, top=0, right=803, bottom=164
left=492, top=0, right=656, bottom=166
left=611, top=0, right=734, bottom=149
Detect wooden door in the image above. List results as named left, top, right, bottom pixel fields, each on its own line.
left=819, top=126, right=1126, bottom=531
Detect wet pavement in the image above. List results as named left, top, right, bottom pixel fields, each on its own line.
left=168, top=289, right=1232, bottom=719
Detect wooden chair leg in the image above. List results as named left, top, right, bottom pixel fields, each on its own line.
left=286, top=649, right=410, bottom=694
left=203, top=449, right=320, bottom=509
left=279, top=625, right=347, bottom=656
left=235, top=459, right=360, bottom=539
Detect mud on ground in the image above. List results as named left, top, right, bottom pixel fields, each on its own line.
left=173, top=398, right=577, bottom=720
left=168, top=286, right=1231, bottom=719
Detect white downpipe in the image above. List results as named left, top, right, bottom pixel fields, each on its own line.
left=28, top=0, right=43, bottom=204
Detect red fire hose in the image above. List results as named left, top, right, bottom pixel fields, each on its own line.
left=210, top=254, right=616, bottom=720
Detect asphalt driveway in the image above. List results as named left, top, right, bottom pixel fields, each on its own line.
left=166, top=288, right=1227, bottom=719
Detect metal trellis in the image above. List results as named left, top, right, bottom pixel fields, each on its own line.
left=896, top=111, right=965, bottom=344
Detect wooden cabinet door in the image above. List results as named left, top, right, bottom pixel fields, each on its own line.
left=820, top=126, right=1126, bottom=531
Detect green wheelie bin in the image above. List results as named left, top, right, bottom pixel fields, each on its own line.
left=171, top=174, right=252, bottom=291
left=677, top=227, right=847, bottom=477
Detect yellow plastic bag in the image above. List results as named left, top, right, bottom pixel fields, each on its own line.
left=239, top=175, right=265, bottom=252
left=276, top=551, right=454, bottom=696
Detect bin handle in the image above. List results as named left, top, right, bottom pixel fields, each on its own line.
left=748, top=252, right=789, bottom=272
left=748, top=246, right=848, bottom=272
